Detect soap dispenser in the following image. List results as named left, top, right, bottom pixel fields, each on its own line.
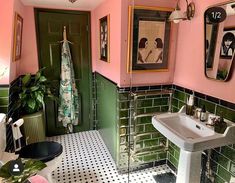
left=200, top=105, right=207, bottom=122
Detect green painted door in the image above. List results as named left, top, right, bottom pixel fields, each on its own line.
left=35, top=9, right=92, bottom=136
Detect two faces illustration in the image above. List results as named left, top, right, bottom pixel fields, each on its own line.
left=221, top=32, right=235, bottom=57
left=138, top=37, right=163, bottom=64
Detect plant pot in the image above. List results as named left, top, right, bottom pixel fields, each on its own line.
left=22, top=110, right=45, bottom=144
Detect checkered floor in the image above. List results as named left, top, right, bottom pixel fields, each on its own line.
left=48, top=131, right=173, bottom=183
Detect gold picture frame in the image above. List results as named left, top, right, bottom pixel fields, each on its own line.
left=99, top=15, right=110, bottom=62
left=13, top=13, right=23, bottom=61
left=127, top=6, right=173, bottom=73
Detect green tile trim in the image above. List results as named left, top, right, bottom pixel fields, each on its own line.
left=217, top=165, right=231, bottom=182
left=216, top=106, right=235, bottom=122
left=198, top=98, right=216, bottom=113
left=0, top=88, right=9, bottom=97
left=0, top=97, right=9, bottom=105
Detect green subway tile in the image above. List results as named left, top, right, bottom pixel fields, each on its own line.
left=169, top=154, right=178, bottom=168
left=230, top=162, right=235, bottom=176
left=137, top=108, right=145, bottom=115
left=119, top=93, right=129, bottom=100
left=198, top=99, right=215, bottom=113
left=217, top=153, right=230, bottom=169
left=0, top=88, right=9, bottom=97
left=172, top=107, right=179, bottom=113
left=144, top=139, right=158, bottom=147
left=175, top=150, right=180, bottom=160
left=154, top=98, right=168, bottom=106
left=0, top=97, right=8, bottom=105
left=152, top=133, right=162, bottom=138
left=172, top=98, right=179, bottom=108
left=169, top=141, right=180, bottom=152
left=137, top=156, right=143, bottom=161
left=216, top=106, right=235, bottom=122
left=145, top=107, right=160, bottom=113
left=136, top=116, right=151, bottom=124
left=168, top=145, right=175, bottom=156
left=158, top=152, right=167, bottom=159
left=145, top=124, right=156, bottom=132
left=120, top=119, right=128, bottom=126
left=221, top=146, right=235, bottom=162
left=143, top=154, right=158, bottom=162
left=214, top=175, right=226, bottom=183
left=173, top=90, right=185, bottom=101
left=178, top=101, right=186, bottom=109
left=136, top=125, right=144, bottom=133
left=161, top=106, right=169, bottom=112
left=119, top=101, right=130, bottom=109
left=0, top=106, right=8, bottom=113
left=217, top=165, right=231, bottom=182
left=120, top=110, right=129, bottom=118
left=137, top=99, right=153, bottom=108
left=138, top=134, right=151, bottom=140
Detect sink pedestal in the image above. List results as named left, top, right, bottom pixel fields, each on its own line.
left=176, top=149, right=202, bottom=183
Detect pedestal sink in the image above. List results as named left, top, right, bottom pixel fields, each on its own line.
left=152, top=106, right=235, bottom=183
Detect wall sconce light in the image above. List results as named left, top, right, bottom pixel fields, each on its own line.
left=68, top=0, right=78, bottom=3
left=169, top=0, right=195, bottom=23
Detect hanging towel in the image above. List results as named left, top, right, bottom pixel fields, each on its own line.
left=11, top=119, right=23, bottom=140
left=58, top=40, right=79, bottom=133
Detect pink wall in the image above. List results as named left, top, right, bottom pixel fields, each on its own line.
left=19, top=6, right=38, bottom=75
left=91, top=0, right=122, bottom=84
left=174, top=0, right=235, bottom=103
left=10, top=0, right=26, bottom=82
left=0, top=0, right=14, bottom=84
left=119, top=0, right=178, bottom=87
left=91, top=0, right=178, bottom=87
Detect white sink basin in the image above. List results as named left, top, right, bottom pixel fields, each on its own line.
left=152, top=110, right=235, bottom=152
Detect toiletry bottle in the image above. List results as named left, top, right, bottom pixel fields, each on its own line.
left=200, top=105, right=207, bottom=122
left=186, top=95, right=194, bottom=115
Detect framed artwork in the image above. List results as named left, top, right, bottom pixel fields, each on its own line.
left=127, top=6, right=173, bottom=72
left=13, top=13, right=23, bottom=61
left=99, top=15, right=110, bottom=62
left=220, top=27, right=235, bottom=59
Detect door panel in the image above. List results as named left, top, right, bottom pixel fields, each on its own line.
left=35, top=9, right=92, bottom=136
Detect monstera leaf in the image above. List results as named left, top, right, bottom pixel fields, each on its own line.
left=0, top=159, right=46, bottom=183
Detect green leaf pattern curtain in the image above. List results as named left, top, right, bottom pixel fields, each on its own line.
left=58, top=40, right=79, bottom=133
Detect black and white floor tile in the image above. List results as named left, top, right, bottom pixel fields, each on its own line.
left=48, top=131, right=173, bottom=183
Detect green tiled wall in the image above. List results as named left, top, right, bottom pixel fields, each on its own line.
left=95, top=78, right=235, bottom=181
left=172, top=85, right=235, bottom=183
left=0, top=86, right=9, bottom=113
left=117, top=86, right=172, bottom=170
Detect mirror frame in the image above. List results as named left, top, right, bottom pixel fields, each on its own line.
left=204, top=0, right=235, bottom=82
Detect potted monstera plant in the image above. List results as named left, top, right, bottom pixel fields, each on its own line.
left=14, top=68, right=56, bottom=144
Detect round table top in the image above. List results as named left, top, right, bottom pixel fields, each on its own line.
left=17, top=141, right=63, bottom=162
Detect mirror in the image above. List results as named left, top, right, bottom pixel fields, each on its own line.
left=204, top=2, right=235, bottom=81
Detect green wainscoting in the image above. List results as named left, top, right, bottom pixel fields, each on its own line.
left=0, top=86, right=9, bottom=113
left=96, top=74, right=118, bottom=162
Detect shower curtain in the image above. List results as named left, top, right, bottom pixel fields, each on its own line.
left=58, top=40, right=79, bottom=133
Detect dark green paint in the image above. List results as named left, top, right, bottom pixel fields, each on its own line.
left=35, top=9, right=92, bottom=136
left=96, top=74, right=118, bottom=162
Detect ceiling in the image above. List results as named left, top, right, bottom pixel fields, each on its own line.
left=20, top=0, right=105, bottom=10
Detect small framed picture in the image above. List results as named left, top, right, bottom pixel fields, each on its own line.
left=220, top=27, right=235, bottom=59
left=13, top=13, right=23, bottom=61
left=99, top=15, right=110, bottom=62
left=127, top=6, right=172, bottom=72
